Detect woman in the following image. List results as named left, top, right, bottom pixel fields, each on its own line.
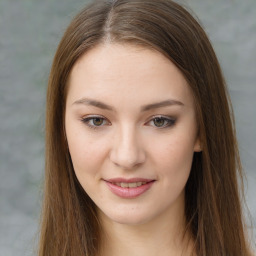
left=38, top=0, right=254, bottom=255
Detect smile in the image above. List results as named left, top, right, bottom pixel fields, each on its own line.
left=111, top=182, right=147, bottom=188
left=104, top=178, right=155, bottom=198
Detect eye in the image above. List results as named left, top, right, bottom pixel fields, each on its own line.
left=81, top=116, right=110, bottom=129
left=147, top=116, right=176, bottom=129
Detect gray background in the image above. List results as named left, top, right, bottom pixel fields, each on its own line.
left=0, top=0, right=255, bottom=255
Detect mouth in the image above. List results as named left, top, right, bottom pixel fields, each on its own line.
left=109, top=181, right=149, bottom=188
left=104, top=178, right=155, bottom=198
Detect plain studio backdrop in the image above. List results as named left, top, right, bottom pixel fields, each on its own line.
left=0, top=0, right=255, bottom=255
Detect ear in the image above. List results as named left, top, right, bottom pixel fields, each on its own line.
left=193, top=136, right=202, bottom=152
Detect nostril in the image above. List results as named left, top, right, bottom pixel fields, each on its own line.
left=109, top=132, right=146, bottom=169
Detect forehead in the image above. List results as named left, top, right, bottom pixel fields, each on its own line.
left=66, top=43, right=194, bottom=109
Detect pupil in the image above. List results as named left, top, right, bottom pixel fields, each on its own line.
left=93, top=118, right=103, bottom=126
left=154, top=118, right=164, bottom=127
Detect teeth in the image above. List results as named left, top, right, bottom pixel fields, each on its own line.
left=113, top=182, right=147, bottom=188
left=128, top=182, right=139, bottom=188
left=121, top=183, right=129, bottom=188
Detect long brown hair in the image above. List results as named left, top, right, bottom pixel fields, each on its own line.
left=39, top=0, right=253, bottom=255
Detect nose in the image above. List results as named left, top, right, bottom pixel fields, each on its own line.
left=109, top=125, right=146, bottom=170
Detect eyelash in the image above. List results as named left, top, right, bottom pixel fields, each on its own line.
left=81, top=115, right=176, bottom=130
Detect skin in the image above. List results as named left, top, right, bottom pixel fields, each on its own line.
left=65, top=43, right=201, bottom=256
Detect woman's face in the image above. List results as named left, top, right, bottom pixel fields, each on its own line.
left=65, top=43, right=201, bottom=226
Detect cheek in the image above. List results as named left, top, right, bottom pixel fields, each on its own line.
left=66, top=124, right=109, bottom=175
left=150, top=132, right=195, bottom=180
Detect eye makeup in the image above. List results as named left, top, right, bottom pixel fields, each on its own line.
left=81, top=115, right=110, bottom=130
left=80, top=115, right=176, bottom=130
left=147, top=115, right=176, bottom=129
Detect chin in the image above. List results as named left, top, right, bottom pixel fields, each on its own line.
left=102, top=208, right=154, bottom=226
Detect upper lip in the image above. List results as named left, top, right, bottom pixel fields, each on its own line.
left=104, top=178, right=155, bottom=183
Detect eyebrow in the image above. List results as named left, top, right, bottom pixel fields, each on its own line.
left=72, top=98, right=184, bottom=112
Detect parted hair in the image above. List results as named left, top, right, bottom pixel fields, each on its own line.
left=38, top=0, right=253, bottom=255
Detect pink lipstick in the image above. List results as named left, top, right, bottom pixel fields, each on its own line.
left=104, top=178, right=155, bottom=198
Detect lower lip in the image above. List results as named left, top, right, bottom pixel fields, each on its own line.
left=105, top=181, right=155, bottom=198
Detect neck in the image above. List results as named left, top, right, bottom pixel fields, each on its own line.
left=98, top=195, right=195, bottom=256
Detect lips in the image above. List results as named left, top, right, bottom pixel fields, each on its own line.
left=112, top=181, right=148, bottom=188
left=104, top=178, right=155, bottom=198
